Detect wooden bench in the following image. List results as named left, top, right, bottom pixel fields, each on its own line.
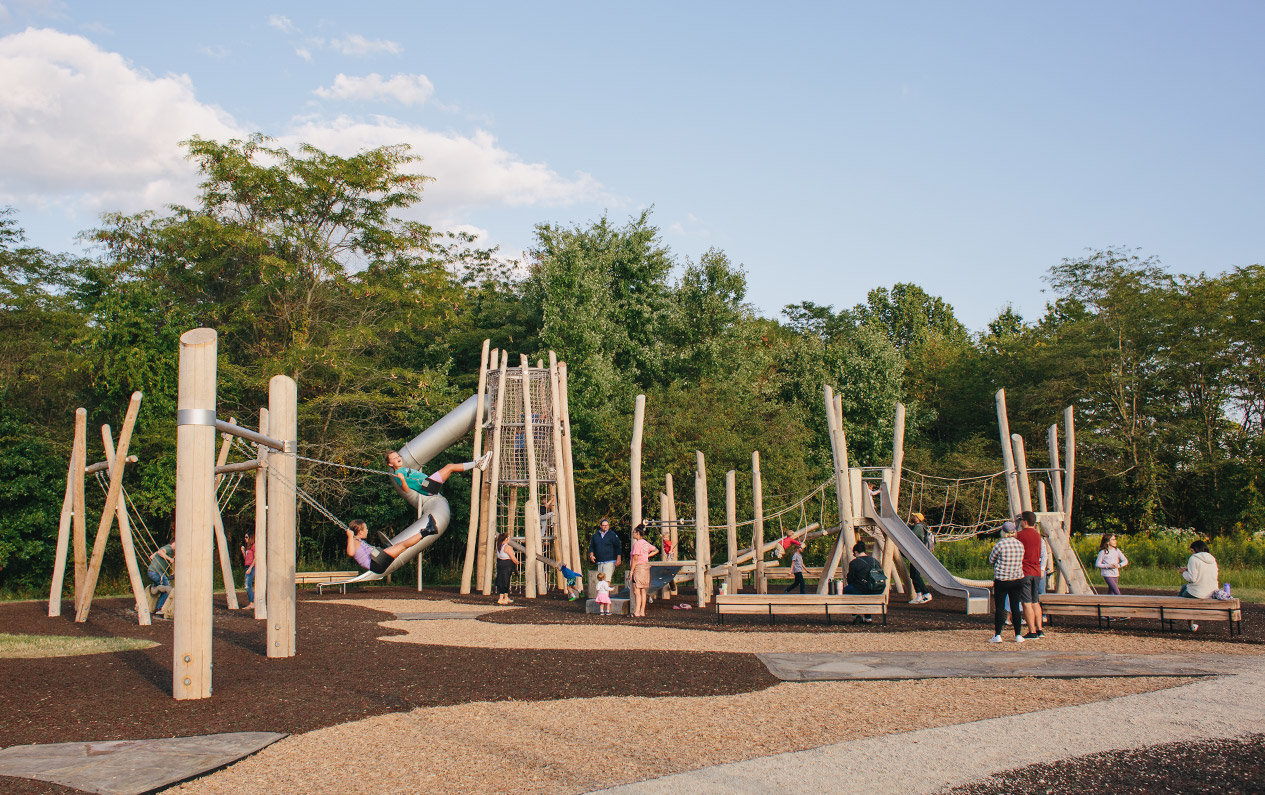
left=715, top=593, right=887, bottom=626
left=1040, top=593, right=1243, bottom=637
left=295, top=571, right=359, bottom=595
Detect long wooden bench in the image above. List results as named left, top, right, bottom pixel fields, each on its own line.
left=715, top=593, right=887, bottom=626
left=1040, top=593, right=1243, bottom=636
left=295, top=571, right=359, bottom=595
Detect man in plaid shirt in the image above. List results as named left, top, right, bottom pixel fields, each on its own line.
left=988, top=521, right=1026, bottom=643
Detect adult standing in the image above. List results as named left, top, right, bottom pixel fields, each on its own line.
left=988, top=521, right=1025, bottom=643
left=494, top=531, right=518, bottom=606
left=785, top=540, right=807, bottom=594
left=1015, top=511, right=1046, bottom=639
left=629, top=524, right=659, bottom=617
left=589, top=518, right=622, bottom=582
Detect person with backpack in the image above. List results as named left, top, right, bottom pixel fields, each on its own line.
left=842, top=540, right=886, bottom=623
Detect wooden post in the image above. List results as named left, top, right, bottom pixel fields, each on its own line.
left=76, top=391, right=142, bottom=622
left=695, top=451, right=710, bottom=607
left=481, top=353, right=510, bottom=595
left=819, top=385, right=855, bottom=594
left=475, top=349, right=499, bottom=590
left=101, top=418, right=151, bottom=625
left=559, top=362, right=582, bottom=575
left=212, top=424, right=239, bottom=610
left=725, top=469, right=739, bottom=595
left=254, top=407, right=268, bottom=620
left=1063, top=406, right=1076, bottom=532
left=996, top=389, right=1020, bottom=518
left=752, top=451, right=767, bottom=594
left=71, top=409, right=88, bottom=612
left=460, top=339, right=491, bottom=594
left=1047, top=424, right=1065, bottom=514
left=266, top=374, right=297, bottom=659
left=49, top=409, right=87, bottom=617
left=1038, top=481, right=1048, bottom=513
left=1011, top=434, right=1033, bottom=514
left=548, top=351, right=572, bottom=580
left=658, top=492, right=671, bottom=598
left=890, top=402, right=906, bottom=509
left=630, top=394, right=645, bottom=530
left=520, top=355, right=541, bottom=598
left=173, top=329, right=217, bottom=699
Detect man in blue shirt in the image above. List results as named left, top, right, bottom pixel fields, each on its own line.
left=588, top=518, right=622, bottom=581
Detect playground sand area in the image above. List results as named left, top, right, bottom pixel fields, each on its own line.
left=1, top=588, right=1260, bottom=794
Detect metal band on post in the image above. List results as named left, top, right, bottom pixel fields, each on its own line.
left=177, top=409, right=217, bottom=427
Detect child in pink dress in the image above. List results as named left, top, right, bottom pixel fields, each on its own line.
left=594, top=572, right=612, bottom=616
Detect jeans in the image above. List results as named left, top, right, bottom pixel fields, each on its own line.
left=994, top=578, right=1024, bottom=637
left=148, top=571, right=171, bottom=611
left=245, top=567, right=255, bottom=603
left=1103, top=576, right=1120, bottom=596
left=785, top=572, right=806, bottom=594
left=908, top=563, right=927, bottom=594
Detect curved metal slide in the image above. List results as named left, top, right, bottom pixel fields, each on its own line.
left=337, top=394, right=480, bottom=585
left=864, top=483, right=991, bottom=615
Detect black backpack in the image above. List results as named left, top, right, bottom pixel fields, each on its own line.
left=862, top=565, right=888, bottom=594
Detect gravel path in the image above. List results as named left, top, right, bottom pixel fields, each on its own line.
left=591, top=655, right=1265, bottom=794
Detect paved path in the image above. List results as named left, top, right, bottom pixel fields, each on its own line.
left=757, top=650, right=1245, bottom=681
left=594, top=657, right=1265, bottom=795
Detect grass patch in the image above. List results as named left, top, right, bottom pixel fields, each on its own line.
left=0, top=633, right=158, bottom=659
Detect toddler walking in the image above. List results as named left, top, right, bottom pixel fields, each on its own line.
left=594, top=571, right=612, bottom=616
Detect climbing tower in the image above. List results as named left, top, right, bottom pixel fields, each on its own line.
left=460, top=346, right=579, bottom=599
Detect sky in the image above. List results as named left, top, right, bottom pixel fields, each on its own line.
left=1, top=1, right=1262, bottom=332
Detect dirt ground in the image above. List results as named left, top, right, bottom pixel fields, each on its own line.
left=0, top=586, right=1259, bottom=794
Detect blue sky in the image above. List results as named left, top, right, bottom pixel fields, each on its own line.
left=1, top=1, right=1262, bottom=331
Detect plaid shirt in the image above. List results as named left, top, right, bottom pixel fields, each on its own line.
left=989, top=536, right=1026, bottom=581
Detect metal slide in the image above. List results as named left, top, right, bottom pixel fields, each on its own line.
left=863, top=483, right=991, bottom=615
left=615, top=562, right=693, bottom=598
left=339, top=395, right=480, bottom=584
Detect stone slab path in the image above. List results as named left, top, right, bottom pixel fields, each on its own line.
left=0, top=732, right=286, bottom=795
left=394, top=612, right=492, bottom=620
left=593, top=657, right=1265, bottom=795
left=757, top=650, right=1245, bottom=681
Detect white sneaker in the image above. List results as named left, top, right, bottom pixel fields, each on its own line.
left=1014, top=634, right=1026, bottom=643
left=988, top=635, right=1002, bottom=643
left=921, top=593, right=932, bottom=603
left=1190, top=623, right=1199, bottom=633
left=475, top=451, right=493, bottom=471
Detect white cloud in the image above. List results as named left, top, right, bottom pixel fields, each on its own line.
left=198, top=44, right=230, bottom=59
left=314, top=73, right=434, bottom=106
left=330, top=34, right=402, bottom=56
left=0, top=28, right=604, bottom=236
left=267, top=14, right=292, bottom=33
left=295, top=46, right=312, bottom=61
left=0, top=28, right=240, bottom=213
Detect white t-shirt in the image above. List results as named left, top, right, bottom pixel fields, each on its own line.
left=596, top=580, right=611, bottom=594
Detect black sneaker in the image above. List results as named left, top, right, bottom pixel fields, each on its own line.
left=1023, top=632, right=1042, bottom=640
left=1034, top=630, right=1045, bottom=638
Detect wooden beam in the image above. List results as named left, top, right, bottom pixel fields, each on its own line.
left=630, top=393, right=645, bottom=530
left=1047, top=424, right=1065, bottom=514
left=890, top=402, right=906, bottom=508
left=215, top=460, right=261, bottom=474
left=85, top=455, right=136, bottom=475
left=212, top=423, right=239, bottom=610
left=76, top=391, right=142, bottom=622
left=49, top=408, right=86, bottom=617
left=460, top=338, right=491, bottom=594
left=481, top=352, right=510, bottom=595
left=1063, top=406, right=1076, bottom=534
left=520, top=355, right=541, bottom=598
left=548, top=351, right=572, bottom=584
left=102, top=419, right=151, bottom=625
left=72, top=408, right=87, bottom=612
left=266, top=374, right=298, bottom=659
left=1012, top=433, right=1033, bottom=514
left=695, top=450, right=711, bottom=606
left=995, top=389, right=1020, bottom=517
left=173, top=329, right=217, bottom=700
left=253, top=407, right=268, bottom=620
left=559, top=362, right=582, bottom=577
left=475, top=348, right=499, bottom=591
left=725, top=469, right=739, bottom=595
left=819, top=385, right=856, bottom=594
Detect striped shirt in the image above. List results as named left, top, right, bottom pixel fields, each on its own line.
left=988, top=537, right=1026, bottom=581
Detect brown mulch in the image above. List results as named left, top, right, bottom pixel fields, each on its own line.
left=942, top=732, right=1265, bottom=795
left=0, top=590, right=774, bottom=795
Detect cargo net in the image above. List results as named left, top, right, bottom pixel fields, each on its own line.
left=495, top=481, right=560, bottom=593
left=485, top=367, right=557, bottom=485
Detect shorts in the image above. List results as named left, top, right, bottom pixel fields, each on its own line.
left=369, top=548, right=393, bottom=574
left=1020, top=575, right=1041, bottom=604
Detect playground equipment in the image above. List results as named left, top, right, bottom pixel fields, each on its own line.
left=625, top=383, right=1089, bottom=615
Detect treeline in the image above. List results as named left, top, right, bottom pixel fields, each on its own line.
left=1, top=135, right=1261, bottom=593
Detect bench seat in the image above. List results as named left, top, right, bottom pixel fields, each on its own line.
left=1040, top=593, right=1243, bottom=636
left=295, top=571, right=360, bottom=595
left=715, top=593, right=887, bottom=625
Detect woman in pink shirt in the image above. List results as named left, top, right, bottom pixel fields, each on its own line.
left=239, top=531, right=256, bottom=610
left=629, top=523, right=659, bottom=618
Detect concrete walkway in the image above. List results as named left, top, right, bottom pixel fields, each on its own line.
left=594, top=657, right=1265, bottom=795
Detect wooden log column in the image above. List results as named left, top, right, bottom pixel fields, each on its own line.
left=630, top=394, right=646, bottom=530
left=694, top=451, right=711, bottom=607
left=102, top=418, right=151, bottom=625
left=173, top=329, right=217, bottom=700
left=1047, top=424, right=1065, bottom=514
left=49, top=408, right=87, bottom=617
left=254, top=407, right=269, bottom=620
left=266, top=374, right=297, bottom=659
left=481, top=353, right=510, bottom=595
left=548, top=351, right=572, bottom=582
left=995, top=389, right=1021, bottom=518
left=1011, top=434, right=1033, bottom=514
left=559, top=362, right=582, bottom=574
left=460, top=339, right=491, bottom=594
left=520, top=355, right=541, bottom=598
left=752, top=451, right=767, bottom=594
left=819, top=385, right=855, bottom=594
left=725, top=470, right=739, bottom=595
left=211, top=423, right=239, bottom=610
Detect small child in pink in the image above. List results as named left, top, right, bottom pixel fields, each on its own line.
left=594, top=572, right=612, bottom=616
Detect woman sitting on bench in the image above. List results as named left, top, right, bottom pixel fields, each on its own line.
left=344, top=519, right=434, bottom=575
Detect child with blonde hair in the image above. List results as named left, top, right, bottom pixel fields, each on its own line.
left=594, top=571, right=612, bottom=616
